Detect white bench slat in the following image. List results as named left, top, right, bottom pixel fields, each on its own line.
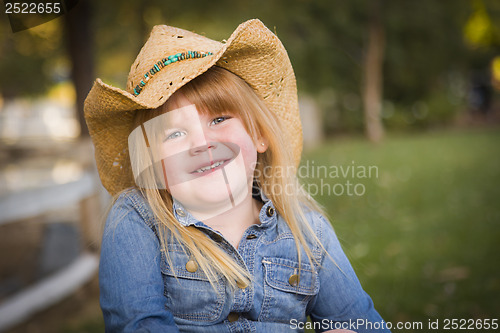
left=0, top=172, right=95, bottom=225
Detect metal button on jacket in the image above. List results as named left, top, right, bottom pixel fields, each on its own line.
left=185, top=259, right=198, bottom=273
left=288, top=274, right=300, bottom=287
left=266, top=206, right=275, bottom=217
left=227, top=312, right=239, bottom=322
left=246, top=234, right=257, bottom=239
left=175, top=208, right=186, bottom=217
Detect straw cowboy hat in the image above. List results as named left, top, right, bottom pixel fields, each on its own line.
left=84, top=19, right=302, bottom=196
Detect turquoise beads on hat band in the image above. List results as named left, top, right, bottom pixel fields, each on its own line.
left=133, top=51, right=214, bottom=96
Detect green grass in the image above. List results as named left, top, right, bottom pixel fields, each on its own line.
left=301, top=128, right=500, bottom=332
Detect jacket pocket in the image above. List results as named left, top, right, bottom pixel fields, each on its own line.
left=161, top=244, right=226, bottom=323
left=260, top=257, right=319, bottom=323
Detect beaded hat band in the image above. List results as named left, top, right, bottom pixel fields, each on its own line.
left=84, top=19, right=302, bottom=196
left=133, top=51, right=213, bottom=96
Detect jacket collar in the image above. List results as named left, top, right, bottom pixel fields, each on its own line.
left=172, top=189, right=277, bottom=229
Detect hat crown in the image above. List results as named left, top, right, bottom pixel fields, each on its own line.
left=126, top=25, right=223, bottom=97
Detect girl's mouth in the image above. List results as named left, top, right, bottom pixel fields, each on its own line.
left=192, top=159, right=229, bottom=174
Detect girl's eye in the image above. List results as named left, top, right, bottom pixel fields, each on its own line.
left=164, top=131, right=185, bottom=141
left=210, top=116, right=231, bottom=125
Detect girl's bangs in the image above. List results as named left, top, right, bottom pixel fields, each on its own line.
left=176, top=68, right=250, bottom=118
left=173, top=67, right=261, bottom=137
left=179, top=83, right=241, bottom=118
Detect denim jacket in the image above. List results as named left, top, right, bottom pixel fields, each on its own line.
left=99, top=188, right=391, bottom=332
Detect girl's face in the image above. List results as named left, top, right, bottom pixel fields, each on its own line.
left=150, top=93, right=266, bottom=219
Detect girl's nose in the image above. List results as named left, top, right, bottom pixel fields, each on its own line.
left=188, top=127, right=215, bottom=155
left=189, top=142, right=217, bottom=155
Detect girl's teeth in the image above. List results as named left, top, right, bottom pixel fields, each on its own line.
left=196, top=161, right=223, bottom=173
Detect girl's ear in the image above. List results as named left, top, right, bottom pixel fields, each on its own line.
left=256, top=137, right=269, bottom=153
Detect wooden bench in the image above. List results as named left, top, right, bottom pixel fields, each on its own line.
left=0, top=170, right=101, bottom=332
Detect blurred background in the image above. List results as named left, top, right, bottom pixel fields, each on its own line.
left=0, top=0, right=499, bottom=332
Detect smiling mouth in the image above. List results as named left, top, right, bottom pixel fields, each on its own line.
left=192, top=160, right=228, bottom=174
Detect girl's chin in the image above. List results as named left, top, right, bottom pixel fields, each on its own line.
left=173, top=190, right=233, bottom=207
left=170, top=182, right=250, bottom=214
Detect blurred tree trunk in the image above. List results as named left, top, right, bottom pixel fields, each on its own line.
left=64, top=0, right=94, bottom=138
left=139, top=0, right=147, bottom=45
left=362, top=0, right=385, bottom=143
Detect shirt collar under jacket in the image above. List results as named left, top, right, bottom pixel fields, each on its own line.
left=171, top=190, right=277, bottom=229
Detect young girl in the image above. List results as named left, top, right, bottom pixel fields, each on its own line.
left=85, top=19, right=390, bottom=333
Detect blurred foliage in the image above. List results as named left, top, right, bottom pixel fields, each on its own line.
left=464, top=0, right=500, bottom=49
left=1, top=0, right=500, bottom=131
left=0, top=19, right=66, bottom=98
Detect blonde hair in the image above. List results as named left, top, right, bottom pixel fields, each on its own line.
left=129, top=66, right=326, bottom=290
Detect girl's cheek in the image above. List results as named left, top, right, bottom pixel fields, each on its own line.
left=241, top=144, right=258, bottom=165
left=160, top=141, right=188, bottom=157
